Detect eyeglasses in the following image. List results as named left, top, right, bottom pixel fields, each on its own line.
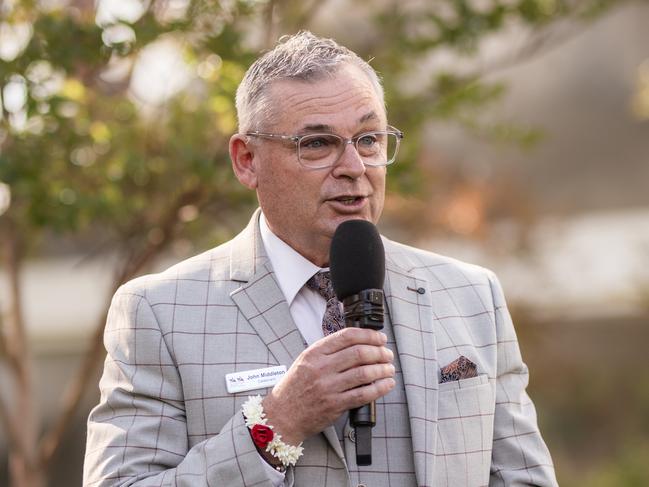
left=245, top=126, right=404, bottom=169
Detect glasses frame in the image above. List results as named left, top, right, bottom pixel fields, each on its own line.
left=244, top=125, right=404, bottom=169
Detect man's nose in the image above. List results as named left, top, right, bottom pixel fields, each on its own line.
left=331, top=142, right=366, bottom=179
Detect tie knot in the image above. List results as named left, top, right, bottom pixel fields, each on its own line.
left=306, top=271, right=336, bottom=301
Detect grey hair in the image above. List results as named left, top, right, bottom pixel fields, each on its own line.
left=235, top=31, right=385, bottom=133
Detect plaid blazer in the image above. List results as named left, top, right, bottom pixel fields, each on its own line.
left=84, top=210, right=557, bottom=486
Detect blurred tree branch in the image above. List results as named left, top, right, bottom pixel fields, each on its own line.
left=0, top=370, right=26, bottom=462
left=463, top=1, right=630, bottom=82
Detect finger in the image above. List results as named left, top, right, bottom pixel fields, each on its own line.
left=317, top=327, right=387, bottom=355
left=340, top=377, right=396, bottom=410
left=330, top=344, right=393, bottom=373
left=334, top=363, right=396, bottom=392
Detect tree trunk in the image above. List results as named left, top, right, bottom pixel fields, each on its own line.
left=1, top=221, right=41, bottom=487
left=8, top=454, right=45, bottom=487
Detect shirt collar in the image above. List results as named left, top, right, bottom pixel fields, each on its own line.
left=259, top=212, right=323, bottom=306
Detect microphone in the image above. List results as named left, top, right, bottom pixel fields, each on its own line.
left=330, top=219, right=385, bottom=466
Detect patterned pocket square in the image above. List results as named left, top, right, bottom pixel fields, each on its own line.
left=440, top=355, right=478, bottom=383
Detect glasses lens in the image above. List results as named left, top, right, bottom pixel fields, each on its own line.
left=298, top=134, right=343, bottom=168
left=358, top=132, right=400, bottom=166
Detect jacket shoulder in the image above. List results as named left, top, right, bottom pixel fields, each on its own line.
left=117, top=239, right=235, bottom=300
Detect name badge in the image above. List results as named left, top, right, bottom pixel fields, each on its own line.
left=225, top=365, right=287, bottom=394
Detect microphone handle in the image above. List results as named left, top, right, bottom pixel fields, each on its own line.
left=342, top=289, right=384, bottom=466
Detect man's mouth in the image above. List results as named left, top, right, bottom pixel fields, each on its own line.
left=332, top=195, right=365, bottom=205
left=325, top=195, right=370, bottom=213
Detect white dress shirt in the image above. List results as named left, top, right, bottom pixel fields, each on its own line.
left=257, top=213, right=330, bottom=485
left=260, top=213, right=330, bottom=346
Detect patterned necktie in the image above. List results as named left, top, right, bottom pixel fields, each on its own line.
left=306, top=271, right=345, bottom=336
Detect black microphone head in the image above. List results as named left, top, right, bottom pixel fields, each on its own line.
left=330, top=219, right=385, bottom=300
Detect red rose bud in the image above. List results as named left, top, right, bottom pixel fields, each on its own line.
left=251, top=424, right=274, bottom=449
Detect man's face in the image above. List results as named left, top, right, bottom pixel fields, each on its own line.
left=245, top=64, right=387, bottom=266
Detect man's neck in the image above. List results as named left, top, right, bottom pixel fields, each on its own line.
left=258, top=212, right=324, bottom=306
left=261, top=215, right=329, bottom=267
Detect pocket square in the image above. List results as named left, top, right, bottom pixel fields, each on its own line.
left=440, top=355, right=478, bottom=383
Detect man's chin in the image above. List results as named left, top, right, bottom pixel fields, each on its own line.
left=325, top=214, right=377, bottom=237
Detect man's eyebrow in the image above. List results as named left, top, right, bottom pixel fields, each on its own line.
left=359, top=111, right=380, bottom=124
left=299, top=113, right=382, bottom=134
left=301, top=123, right=333, bottom=133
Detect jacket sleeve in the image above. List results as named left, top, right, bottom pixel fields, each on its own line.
left=83, top=285, right=283, bottom=487
left=487, top=273, right=559, bottom=487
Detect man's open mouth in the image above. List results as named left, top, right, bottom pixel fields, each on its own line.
left=331, top=195, right=365, bottom=205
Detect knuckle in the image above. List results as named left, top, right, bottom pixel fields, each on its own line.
left=353, top=345, right=365, bottom=362
left=372, top=330, right=385, bottom=344
left=381, top=378, right=396, bottom=394
left=353, top=387, right=368, bottom=404
left=337, top=328, right=354, bottom=345
left=364, top=330, right=381, bottom=346
left=355, top=366, right=370, bottom=383
left=385, top=347, right=394, bottom=361
left=320, top=394, right=336, bottom=412
left=293, top=358, right=319, bottom=380
left=300, top=343, right=322, bottom=361
left=387, top=364, right=396, bottom=377
left=354, top=345, right=372, bottom=363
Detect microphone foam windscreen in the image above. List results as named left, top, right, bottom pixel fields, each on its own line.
left=330, top=220, right=385, bottom=300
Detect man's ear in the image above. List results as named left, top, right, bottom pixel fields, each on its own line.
left=229, top=134, right=258, bottom=189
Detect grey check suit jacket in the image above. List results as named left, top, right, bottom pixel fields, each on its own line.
left=84, top=210, right=558, bottom=486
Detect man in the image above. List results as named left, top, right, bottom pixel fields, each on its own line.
left=84, top=32, right=558, bottom=486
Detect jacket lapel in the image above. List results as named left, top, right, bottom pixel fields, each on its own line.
left=228, top=210, right=305, bottom=369
left=230, top=260, right=306, bottom=367
left=227, top=210, right=347, bottom=464
left=384, top=244, right=439, bottom=487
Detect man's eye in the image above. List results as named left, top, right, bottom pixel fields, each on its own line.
left=358, top=134, right=378, bottom=146
left=305, top=139, right=327, bottom=148
left=301, top=136, right=335, bottom=150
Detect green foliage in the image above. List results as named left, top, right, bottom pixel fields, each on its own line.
left=579, top=443, right=649, bottom=487
left=0, top=1, right=260, bottom=256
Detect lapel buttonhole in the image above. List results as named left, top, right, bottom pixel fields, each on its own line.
left=407, top=286, right=426, bottom=294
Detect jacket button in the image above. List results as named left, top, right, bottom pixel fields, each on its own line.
left=347, top=429, right=356, bottom=443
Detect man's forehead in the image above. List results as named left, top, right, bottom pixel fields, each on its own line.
left=265, top=74, right=386, bottom=132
